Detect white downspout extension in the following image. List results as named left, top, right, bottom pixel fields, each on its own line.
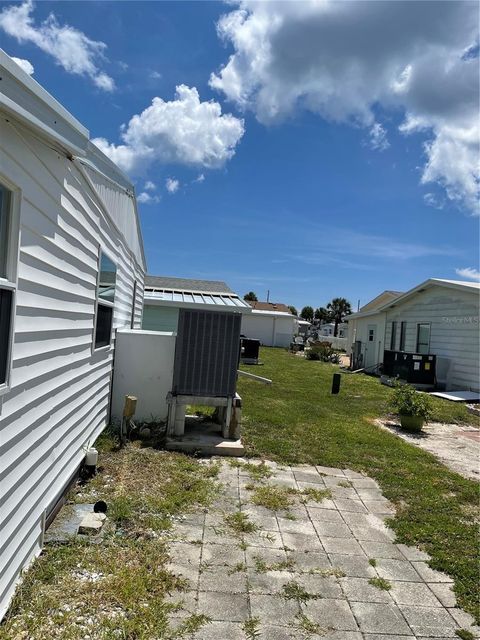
left=272, top=317, right=277, bottom=347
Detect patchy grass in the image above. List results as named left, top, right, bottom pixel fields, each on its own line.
left=250, top=485, right=295, bottom=512
left=299, top=487, right=332, bottom=504
left=368, top=577, right=392, bottom=591
left=238, top=348, right=480, bottom=622
left=456, top=630, right=476, bottom=640
left=224, top=511, right=258, bottom=535
left=369, top=558, right=377, bottom=567
left=0, top=445, right=219, bottom=639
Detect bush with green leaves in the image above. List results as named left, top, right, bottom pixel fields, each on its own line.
left=306, top=343, right=340, bottom=363
left=390, top=382, right=433, bottom=420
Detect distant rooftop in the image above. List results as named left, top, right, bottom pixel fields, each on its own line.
left=144, top=275, right=233, bottom=294
left=249, top=301, right=293, bottom=314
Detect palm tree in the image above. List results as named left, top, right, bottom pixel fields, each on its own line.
left=314, top=307, right=332, bottom=324
left=326, top=297, right=352, bottom=336
left=300, top=306, right=314, bottom=322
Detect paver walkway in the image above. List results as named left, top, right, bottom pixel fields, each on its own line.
left=166, top=459, right=479, bottom=639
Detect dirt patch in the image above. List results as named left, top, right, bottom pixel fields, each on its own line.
left=375, top=418, right=480, bottom=482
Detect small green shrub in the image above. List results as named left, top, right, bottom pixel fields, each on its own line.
left=306, top=343, right=340, bottom=363
left=390, top=383, right=433, bottom=419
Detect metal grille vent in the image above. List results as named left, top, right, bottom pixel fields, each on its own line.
left=173, top=309, right=241, bottom=397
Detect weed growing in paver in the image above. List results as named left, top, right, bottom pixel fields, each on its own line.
left=281, top=581, right=318, bottom=604
left=253, top=555, right=295, bottom=573
left=368, top=577, right=392, bottom=590
left=238, top=540, right=248, bottom=551
left=368, top=558, right=377, bottom=567
left=456, top=630, right=475, bottom=640
left=229, top=459, right=273, bottom=481
left=294, top=613, right=326, bottom=636
left=299, top=487, right=332, bottom=504
left=228, top=562, right=247, bottom=575
left=238, top=348, right=480, bottom=621
left=177, top=614, right=212, bottom=636
left=243, top=617, right=261, bottom=639
left=307, top=567, right=346, bottom=578
left=337, top=480, right=352, bottom=488
left=224, top=512, right=258, bottom=535
left=244, top=462, right=274, bottom=481
left=251, top=485, right=295, bottom=511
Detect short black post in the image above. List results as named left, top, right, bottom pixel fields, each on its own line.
left=331, top=373, right=341, bottom=394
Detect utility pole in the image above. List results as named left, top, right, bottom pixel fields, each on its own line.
left=267, top=289, right=270, bottom=302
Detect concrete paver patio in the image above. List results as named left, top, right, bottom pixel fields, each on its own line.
left=166, top=459, right=480, bottom=639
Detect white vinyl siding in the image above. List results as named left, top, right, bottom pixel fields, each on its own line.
left=0, top=118, right=145, bottom=618
left=385, top=285, right=479, bottom=391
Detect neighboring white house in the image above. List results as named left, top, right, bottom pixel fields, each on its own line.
left=318, top=322, right=348, bottom=338
left=241, top=302, right=298, bottom=348
left=0, top=51, right=146, bottom=619
left=347, top=280, right=480, bottom=391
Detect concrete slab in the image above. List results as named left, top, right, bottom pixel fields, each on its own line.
left=166, top=431, right=245, bottom=457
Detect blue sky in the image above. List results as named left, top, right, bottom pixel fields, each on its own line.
left=1, top=0, right=479, bottom=310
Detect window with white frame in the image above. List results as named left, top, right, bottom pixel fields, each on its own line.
left=94, top=251, right=116, bottom=349
left=0, top=183, right=16, bottom=387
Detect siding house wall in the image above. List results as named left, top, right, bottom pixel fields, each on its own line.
left=0, top=104, right=144, bottom=616
left=384, top=285, right=479, bottom=391
left=347, top=282, right=479, bottom=391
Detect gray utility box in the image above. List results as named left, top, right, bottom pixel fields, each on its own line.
left=172, top=309, right=242, bottom=397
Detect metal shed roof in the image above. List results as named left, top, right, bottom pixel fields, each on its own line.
left=144, top=275, right=251, bottom=313
left=144, top=289, right=251, bottom=309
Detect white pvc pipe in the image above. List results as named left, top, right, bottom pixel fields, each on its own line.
left=238, top=370, right=272, bottom=385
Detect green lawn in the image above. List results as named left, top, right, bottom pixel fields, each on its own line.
left=238, top=347, right=480, bottom=623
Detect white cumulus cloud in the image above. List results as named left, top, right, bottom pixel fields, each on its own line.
left=455, top=267, right=480, bottom=282
left=92, top=84, right=244, bottom=175
left=144, top=180, right=156, bottom=191
left=137, top=191, right=160, bottom=205
left=210, top=0, right=479, bottom=213
left=166, top=178, right=179, bottom=194
left=0, top=0, right=115, bottom=90
left=11, top=56, right=34, bottom=75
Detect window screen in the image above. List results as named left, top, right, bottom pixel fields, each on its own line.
left=399, top=321, right=407, bottom=351
left=416, top=323, right=431, bottom=354
left=390, top=322, right=397, bottom=350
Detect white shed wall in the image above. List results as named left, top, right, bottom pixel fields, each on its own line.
left=0, top=119, right=144, bottom=619
left=111, top=330, right=176, bottom=423
left=384, top=285, right=479, bottom=391
left=241, top=313, right=296, bottom=348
